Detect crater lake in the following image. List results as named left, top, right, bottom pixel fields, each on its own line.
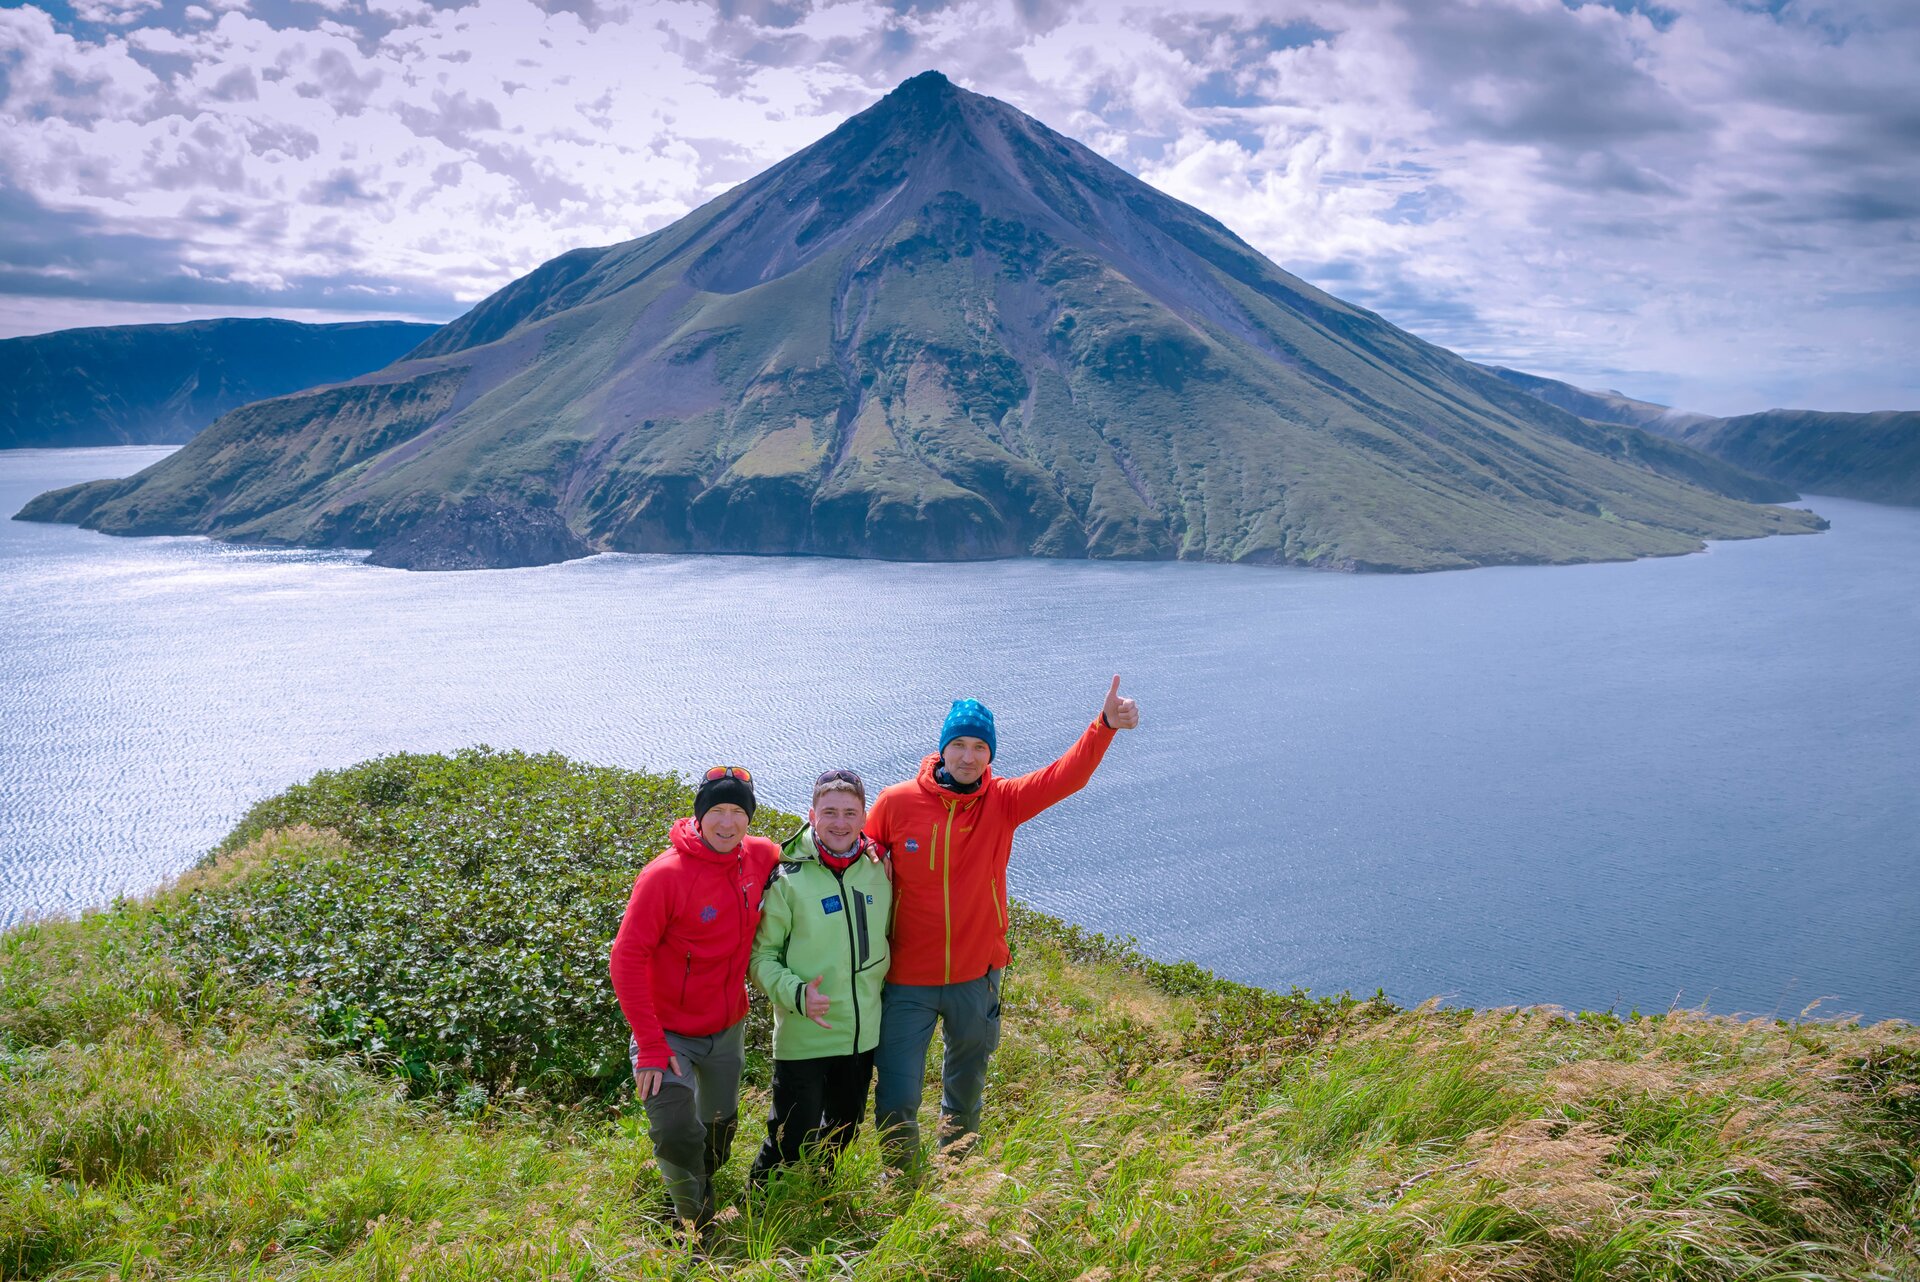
left=5, top=446, right=1915, bottom=1020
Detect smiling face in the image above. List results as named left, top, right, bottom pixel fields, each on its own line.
left=810, top=785, right=867, bottom=855
left=698, top=802, right=749, bottom=853
left=941, top=734, right=992, bottom=787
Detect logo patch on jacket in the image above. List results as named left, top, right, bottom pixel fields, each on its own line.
left=904, top=839, right=919, bottom=852
left=822, top=894, right=843, bottom=915
left=700, top=905, right=718, bottom=922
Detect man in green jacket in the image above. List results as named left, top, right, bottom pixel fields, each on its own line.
left=748, top=769, right=894, bottom=1183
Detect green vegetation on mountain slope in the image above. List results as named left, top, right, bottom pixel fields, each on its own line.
left=1484, top=366, right=1920, bottom=508
left=3, top=749, right=1915, bottom=1279
left=1478, top=366, right=1716, bottom=436
left=0, top=319, right=441, bottom=449
left=1669, top=410, right=1920, bottom=507
left=18, top=74, right=1824, bottom=571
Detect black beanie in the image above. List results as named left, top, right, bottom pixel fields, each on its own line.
left=694, top=772, right=757, bottom=822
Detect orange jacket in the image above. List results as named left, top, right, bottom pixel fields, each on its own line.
left=866, top=717, right=1116, bottom=986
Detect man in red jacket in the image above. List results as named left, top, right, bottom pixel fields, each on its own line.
left=867, top=677, right=1140, bottom=1166
left=609, top=767, right=781, bottom=1231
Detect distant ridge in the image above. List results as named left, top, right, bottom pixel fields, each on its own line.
left=1479, top=365, right=1716, bottom=435
left=1486, top=366, right=1920, bottom=507
left=18, top=71, right=1823, bottom=569
left=0, top=318, right=442, bottom=449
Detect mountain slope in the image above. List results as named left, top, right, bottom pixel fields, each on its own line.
left=18, top=72, right=1823, bottom=570
left=8, top=749, right=1918, bottom=1278
left=1480, top=364, right=1715, bottom=434
left=1667, top=410, right=1920, bottom=507
left=1486, top=366, right=1919, bottom=507
left=1477, top=366, right=1797, bottom=504
left=0, top=318, right=441, bottom=449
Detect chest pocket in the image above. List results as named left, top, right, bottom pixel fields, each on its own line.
left=852, top=888, right=886, bottom=970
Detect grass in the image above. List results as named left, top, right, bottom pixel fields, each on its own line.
left=2, top=749, right=1915, bottom=1279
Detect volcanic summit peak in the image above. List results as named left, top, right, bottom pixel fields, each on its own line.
left=16, top=68, right=1829, bottom=574
left=888, top=68, right=960, bottom=98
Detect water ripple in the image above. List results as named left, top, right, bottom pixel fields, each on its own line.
left=3, top=448, right=1917, bottom=1019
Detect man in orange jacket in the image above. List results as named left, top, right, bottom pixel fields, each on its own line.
left=866, top=677, right=1140, bottom=1165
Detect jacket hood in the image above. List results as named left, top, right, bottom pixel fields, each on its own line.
left=782, top=823, right=878, bottom=864
left=669, top=815, right=748, bottom=865
left=914, top=752, right=993, bottom=802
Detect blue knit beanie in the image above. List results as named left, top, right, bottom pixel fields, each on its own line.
left=940, top=698, right=996, bottom=760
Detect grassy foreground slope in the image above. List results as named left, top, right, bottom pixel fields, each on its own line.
left=2, top=750, right=1915, bottom=1280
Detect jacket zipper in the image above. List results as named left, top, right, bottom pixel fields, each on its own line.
left=679, top=950, right=692, bottom=1006
left=941, top=800, right=958, bottom=985
left=734, top=851, right=750, bottom=998
left=830, top=862, right=860, bottom=1051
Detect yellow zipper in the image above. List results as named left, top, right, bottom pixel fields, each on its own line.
left=941, top=801, right=958, bottom=985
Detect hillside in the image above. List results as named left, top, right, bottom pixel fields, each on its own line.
left=1668, top=410, right=1920, bottom=507
left=1480, top=365, right=1716, bottom=435
left=1486, top=367, right=1920, bottom=507
left=1, top=749, right=1915, bottom=1279
left=0, top=318, right=441, bottom=449
left=17, top=72, right=1824, bottom=572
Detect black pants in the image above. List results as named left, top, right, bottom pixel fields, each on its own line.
left=750, top=1050, right=875, bottom=1182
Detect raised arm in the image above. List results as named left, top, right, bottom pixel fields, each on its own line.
left=1000, top=676, right=1138, bottom=825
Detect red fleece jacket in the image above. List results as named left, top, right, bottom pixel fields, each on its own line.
left=866, top=716, right=1116, bottom=986
left=608, top=817, right=780, bottom=1068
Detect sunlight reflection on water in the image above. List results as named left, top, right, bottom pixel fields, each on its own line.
left=4, top=447, right=1917, bottom=1019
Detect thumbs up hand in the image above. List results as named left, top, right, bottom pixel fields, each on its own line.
left=804, top=975, right=833, bottom=1028
left=1102, top=675, right=1140, bottom=730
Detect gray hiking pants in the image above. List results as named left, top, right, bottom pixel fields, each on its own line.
left=637, top=1020, right=745, bottom=1222
left=872, top=967, right=1003, bottom=1166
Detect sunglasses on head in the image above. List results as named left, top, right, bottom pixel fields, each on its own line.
left=814, top=768, right=863, bottom=790
left=703, top=765, right=752, bottom=784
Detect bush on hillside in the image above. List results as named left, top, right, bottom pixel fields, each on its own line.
left=151, top=749, right=1380, bottom=1108
left=5, top=749, right=1917, bottom=1278
left=152, top=748, right=800, bottom=1101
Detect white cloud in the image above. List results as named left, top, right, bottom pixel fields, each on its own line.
left=0, top=0, right=1915, bottom=413
left=69, top=0, right=163, bottom=26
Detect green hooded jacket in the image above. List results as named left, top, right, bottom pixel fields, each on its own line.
left=750, top=825, right=894, bottom=1060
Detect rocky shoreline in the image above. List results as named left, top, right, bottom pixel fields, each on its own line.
left=363, top=496, right=591, bottom=571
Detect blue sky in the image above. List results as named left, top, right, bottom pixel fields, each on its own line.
left=1, top=0, right=1914, bottom=414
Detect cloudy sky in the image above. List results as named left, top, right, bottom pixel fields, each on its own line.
left=1, top=0, right=1914, bottom=414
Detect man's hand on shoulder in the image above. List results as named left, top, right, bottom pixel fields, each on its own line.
left=1102, top=674, right=1140, bottom=731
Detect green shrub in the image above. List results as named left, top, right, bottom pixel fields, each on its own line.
left=1, top=750, right=1916, bottom=1278
left=152, top=748, right=798, bottom=1102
